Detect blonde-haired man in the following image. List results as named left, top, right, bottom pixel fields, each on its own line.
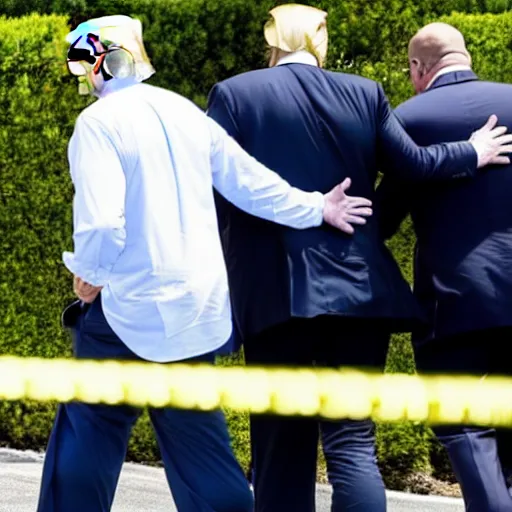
left=207, top=4, right=512, bottom=511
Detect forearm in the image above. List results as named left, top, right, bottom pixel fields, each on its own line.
left=377, top=85, right=478, bottom=182
left=270, top=187, right=325, bottom=229
left=381, top=122, right=477, bottom=182
left=210, top=118, right=324, bottom=229
left=397, top=140, right=476, bottom=182
left=214, top=166, right=324, bottom=229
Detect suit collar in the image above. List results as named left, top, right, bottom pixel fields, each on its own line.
left=427, top=68, right=478, bottom=92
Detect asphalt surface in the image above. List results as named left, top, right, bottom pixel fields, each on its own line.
left=0, top=449, right=464, bottom=511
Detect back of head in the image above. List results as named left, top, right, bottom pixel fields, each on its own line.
left=264, top=3, right=328, bottom=67
left=408, top=22, right=471, bottom=93
left=66, top=15, right=155, bottom=96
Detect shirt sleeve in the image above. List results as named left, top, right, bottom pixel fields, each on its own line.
left=62, top=114, right=127, bottom=287
left=207, top=112, right=324, bottom=230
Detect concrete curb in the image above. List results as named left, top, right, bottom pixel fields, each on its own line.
left=386, top=490, right=463, bottom=504
left=0, top=448, right=44, bottom=463
left=317, top=483, right=463, bottom=505
left=1, top=448, right=464, bottom=506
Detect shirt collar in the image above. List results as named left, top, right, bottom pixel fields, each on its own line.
left=98, top=76, right=140, bottom=98
left=425, top=65, right=472, bottom=91
left=276, top=50, right=319, bottom=68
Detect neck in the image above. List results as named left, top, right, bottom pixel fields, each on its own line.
left=97, top=76, right=140, bottom=98
left=275, top=50, right=319, bottom=68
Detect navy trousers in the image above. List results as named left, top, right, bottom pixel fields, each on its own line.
left=244, top=316, right=391, bottom=512
left=37, top=297, right=253, bottom=512
left=415, top=328, right=512, bottom=512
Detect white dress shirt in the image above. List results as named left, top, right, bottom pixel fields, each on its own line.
left=276, top=50, right=319, bottom=67
left=63, top=78, right=324, bottom=362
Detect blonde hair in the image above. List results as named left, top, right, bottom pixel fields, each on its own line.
left=264, top=4, right=328, bottom=67
left=66, top=15, right=155, bottom=82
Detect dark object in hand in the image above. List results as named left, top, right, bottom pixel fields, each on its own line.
left=61, top=300, right=89, bottom=329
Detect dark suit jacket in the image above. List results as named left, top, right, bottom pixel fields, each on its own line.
left=377, top=70, right=512, bottom=345
left=207, top=63, right=477, bottom=343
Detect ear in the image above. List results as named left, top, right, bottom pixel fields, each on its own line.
left=410, top=58, right=424, bottom=77
left=103, top=48, right=135, bottom=78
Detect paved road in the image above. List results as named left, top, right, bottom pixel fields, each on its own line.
left=0, top=449, right=464, bottom=511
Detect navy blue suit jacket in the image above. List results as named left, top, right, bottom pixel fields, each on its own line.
left=377, top=70, right=512, bottom=345
left=207, top=64, right=477, bottom=344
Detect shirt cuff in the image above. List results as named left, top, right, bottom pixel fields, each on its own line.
left=62, top=251, right=110, bottom=287
left=311, top=191, right=325, bottom=227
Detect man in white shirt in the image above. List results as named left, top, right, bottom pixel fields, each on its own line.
left=36, top=14, right=381, bottom=512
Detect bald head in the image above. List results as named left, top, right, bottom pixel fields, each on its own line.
left=408, top=23, right=471, bottom=93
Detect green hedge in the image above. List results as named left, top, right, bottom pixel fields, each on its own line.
left=0, top=12, right=81, bottom=455
left=2, top=0, right=512, bottom=106
left=2, top=6, right=512, bottom=488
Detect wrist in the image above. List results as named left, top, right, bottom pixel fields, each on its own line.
left=315, top=191, right=326, bottom=226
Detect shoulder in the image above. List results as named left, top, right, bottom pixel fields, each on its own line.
left=217, top=67, right=382, bottom=102
left=397, top=79, right=512, bottom=126
left=78, top=100, right=105, bottom=125
left=208, top=70, right=282, bottom=119
left=214, top=68, right=281, bottom=99
left=393, top=87, right=442, bottom=124
left=324, top=69, right=377, bottom=86
left=394, top=94, right=420, bottom=118
left=219, top=68, right=283, bottom=86
left=73, top=105, right=108, bottom=138
left=83, top=83, right=204, bottom=125
left=476, top=79, right=512, bottom=95
left=77, top=93, right=120, bottom=133
left=142, top=83, right=205, bottom=118
left=322, top=69, right=381, bottom=95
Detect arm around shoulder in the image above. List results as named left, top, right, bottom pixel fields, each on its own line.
left=375, top=83, right=477, bottom=182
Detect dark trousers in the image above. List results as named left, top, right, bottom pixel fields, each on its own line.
left=37, top=297, right=253, bottom=512
left=244, top=316, right=391, bottom=512
left=415, top=328, right=512, bottom=512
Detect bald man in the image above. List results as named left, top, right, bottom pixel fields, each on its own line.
left=377, top=22, right=512, bottom=511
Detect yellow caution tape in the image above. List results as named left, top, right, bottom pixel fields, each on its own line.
left=0, top=356, right=511, bottom=425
